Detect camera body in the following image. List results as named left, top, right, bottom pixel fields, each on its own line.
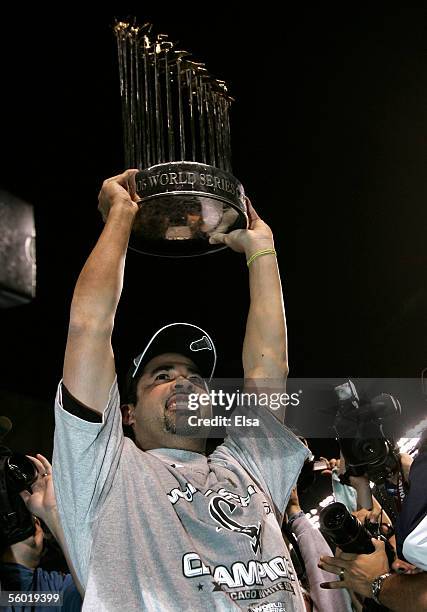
left=0, top=445, right=38, bottom=547
left=334, top=381, right=401, bottom=476
left=333, top=380, right=404, bottom=522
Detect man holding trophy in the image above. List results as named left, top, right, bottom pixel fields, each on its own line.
left=51, top=20, right=316, bottom=611
left=52, top=168, right=313, bottom=611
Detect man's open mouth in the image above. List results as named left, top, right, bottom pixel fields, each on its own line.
left=165, top=394, right=191, bottom=411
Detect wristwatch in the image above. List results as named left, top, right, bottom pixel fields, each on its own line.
left=371, top=572, right=392, bottom=605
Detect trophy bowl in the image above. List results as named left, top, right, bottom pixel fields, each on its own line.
left=114, top=21, right=248, bottom=257
left=130, top=162, right=247, bottom=257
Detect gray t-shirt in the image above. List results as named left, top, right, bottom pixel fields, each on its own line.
left=53, top=379, right=309, bottom=612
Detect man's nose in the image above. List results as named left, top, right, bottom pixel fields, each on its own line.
left=174, top=376, right=194, bottom=392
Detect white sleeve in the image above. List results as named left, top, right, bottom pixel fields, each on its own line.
left=212, top=404, right=309, bottom=518
left=52, top=377, right=124, bottom=585
left=402, top=514, right=427, bottom=571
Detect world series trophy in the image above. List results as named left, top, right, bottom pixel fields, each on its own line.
left=114, top=20, right=248, bottom=257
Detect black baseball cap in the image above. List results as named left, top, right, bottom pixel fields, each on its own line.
left=123, top=322, right=216, bottom=403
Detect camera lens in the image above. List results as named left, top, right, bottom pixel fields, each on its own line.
left=6, top=455, right=37, bottom=491
left=320, top=503, right=359, bottom=538
left=322, top=504, right=348, bottom=530
left=319, top=502, right=375, bottom=554
left=352, top=438, right=385, bottom=463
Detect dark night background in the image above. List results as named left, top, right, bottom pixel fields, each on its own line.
left=0, top=5, right=426, bottom=508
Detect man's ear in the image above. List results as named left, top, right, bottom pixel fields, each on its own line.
left=121, top=403, right=136, bottom=426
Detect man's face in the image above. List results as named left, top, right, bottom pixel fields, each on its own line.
left=124, top=353, right=211, bottom=450
left=31, top=518, right=45, bottom=556
left=8, top=518, right=45, bottom=564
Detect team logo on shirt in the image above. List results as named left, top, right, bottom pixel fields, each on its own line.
left=167, top=482, right=267, bottom=553
left=167, top=482, right=197, bottom=504
left=209, top=495, right=262, bottom=554
left=167, top=482, right=261, bottom=508
left=169, top=481, right=296, bottom=603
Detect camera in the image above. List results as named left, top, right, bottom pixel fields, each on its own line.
left=319, top=502, right=394, bottom=560
left=332, top=380, right=404, bottom=521
left=320, top=502, right=395, bottom=611
left=0, top=443, right=38, bottom=547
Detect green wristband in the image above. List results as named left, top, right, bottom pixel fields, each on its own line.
left=246, top=248, right=276, bottom=267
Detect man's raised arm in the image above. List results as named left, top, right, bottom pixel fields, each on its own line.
left=242, top=206, right=287, bottom=381
left=210, top=201, right=288, bottom=420
left=63, top=170, right=140, bottom=414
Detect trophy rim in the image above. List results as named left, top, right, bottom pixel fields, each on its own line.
left=141, top=160, right=238, bottom=173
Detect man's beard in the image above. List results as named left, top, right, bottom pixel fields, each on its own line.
left=163, top=411, right=177, bottom=434
left=163, top=408, right=199, bottom=437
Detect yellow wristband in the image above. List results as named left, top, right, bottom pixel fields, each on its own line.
left=246, top=248, right=276, bottom=267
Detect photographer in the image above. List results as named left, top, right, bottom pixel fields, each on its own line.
left=0, top=454, right=82, bottom=611
left=326, top=456, right=394, bottom=533
left=317, top=434, right=427, bottom=610
left=395, top=431, right=427, bottom=572
left=331, top=381, right=409, bottom=525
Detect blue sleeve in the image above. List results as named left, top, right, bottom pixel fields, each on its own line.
left=0, top=563, right=34, bottom=592
left=33, top=570, right=82, bottom=611
left=62, top=575, right=83, bottom=612
left=396, top=451, right=427, bottom=563
left=331, top=470, right=357, bottom=512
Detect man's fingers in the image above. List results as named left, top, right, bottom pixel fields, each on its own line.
left=105, top=169, right=139, bottom=197
left=245, top=198, right=260, bottom=224
left=367, top=510, right=381, bottom=523
left=320, top=580, right=347, bottom=590
left=213, top=208, right=238, bottom=234
left=392, top=559, right=419, bottom=574
left=318, top=561, right=342, bottom=574
left=209, top=233, right=227, bottom=245
left=334, top=547, right=358, bottom=561
left=319, top=456, right=330, bottom=467
left=19, top=490, right=31, bottom=504
left=107, top=169, right=139, bottom=185
left=319, top=555, right=351, bottom=569
left=26, top=455, right=46, bottom=476
left=124, top=169, right=140, bottom=202
left=372, top=538, right=386, bottom=551
left=35, top=454, right=52, bottom=474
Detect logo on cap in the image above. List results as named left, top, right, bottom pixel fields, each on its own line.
left=189, top=336, right=213, bottom=352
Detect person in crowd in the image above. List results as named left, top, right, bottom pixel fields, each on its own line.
left=319, top=435, right=427, bottom=610
left=395, top=430, right=427, bottom=572
left=0, top=454, right=82, bottom=611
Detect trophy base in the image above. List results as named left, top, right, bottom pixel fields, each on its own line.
left=130, top=162, right=247, bottom=257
